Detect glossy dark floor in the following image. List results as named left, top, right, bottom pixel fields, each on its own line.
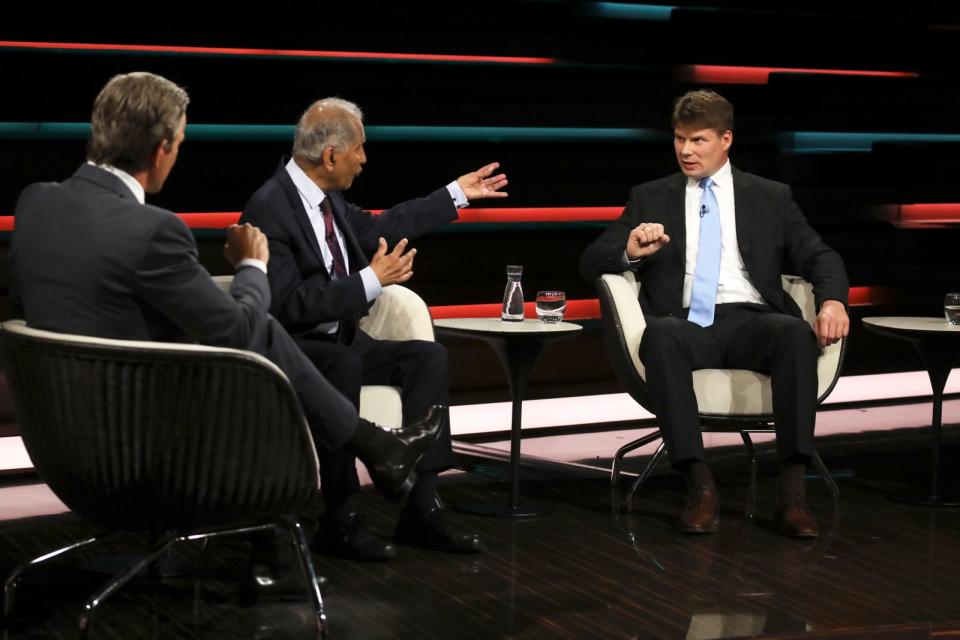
left=3, top=412, right=960, bottom=639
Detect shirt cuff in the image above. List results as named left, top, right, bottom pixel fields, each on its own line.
left=359, top=266, right=384, bottom=302
left=237, top=258, right=268, bottom=274
left=446, top=181, right=469, bottom=209
left=623, top=251, right=643, bottom=267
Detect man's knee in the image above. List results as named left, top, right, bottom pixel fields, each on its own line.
left=324, top=350, right=364, bottom=396
left=640, top=316, right=691, bottom=361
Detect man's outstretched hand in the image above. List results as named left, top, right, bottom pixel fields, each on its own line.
left=456, top=162, right=508, bottom=201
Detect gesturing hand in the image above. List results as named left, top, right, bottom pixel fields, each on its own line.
left=224, top=223, right=269, bottom=268
left=815, top=299, right=849, bottom=349
left=626, top=223, right=670, bottom=260
left=369, top=237, right=416, bottom=285
left=456, top=162, right=509, bottom=201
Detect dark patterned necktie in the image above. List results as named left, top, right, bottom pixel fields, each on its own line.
left=320, top=197, right=348, bottom=278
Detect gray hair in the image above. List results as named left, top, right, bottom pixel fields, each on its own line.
left=292, top=98, right=364, bottom=164
left=87, top=72, right=189, bottom=174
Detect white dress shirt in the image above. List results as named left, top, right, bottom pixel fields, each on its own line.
left=682, top=160, right=763, bottom=308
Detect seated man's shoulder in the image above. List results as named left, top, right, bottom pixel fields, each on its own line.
left=629, top=173, right=685, bottom=197
left=734, top=169, right=791, bottom=193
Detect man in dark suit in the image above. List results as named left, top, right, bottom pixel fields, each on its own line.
left=10, top=72, right=443, bottom=598
left=580, top=89, right=850, bottom=538
left=241, top=98, right=507, bottom=559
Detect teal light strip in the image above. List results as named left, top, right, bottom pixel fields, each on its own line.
left=584, top=2, right=675, bottom=20
left=783, top=131, right=960, bottom=152
left=0, top=122, right=666, bottom=143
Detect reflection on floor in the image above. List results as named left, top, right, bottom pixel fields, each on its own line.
left=2, top=400, right=960, bottom=639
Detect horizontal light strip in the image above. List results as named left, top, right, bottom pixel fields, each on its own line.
left=0, top=122, right=664, bottom=143
left=848, top=286, right=897, bottom=307
left=430, top=299, right=601, bottom=321
left=783, top=131, right=960, bottom=152
left=584, top=2, right=675, bottom=20
left=681, top=64, right=918, bottom=85
left=0, top=207, right=624, bottom=231
left=0, top=40, right=556, bottom=65
left=900, top=203, right=960, bottom=223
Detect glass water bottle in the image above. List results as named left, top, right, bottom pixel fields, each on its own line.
left=501, top=265, right=524, bottom=322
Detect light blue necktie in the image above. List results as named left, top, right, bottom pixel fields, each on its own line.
left=687, top=177, right=721, bottom=327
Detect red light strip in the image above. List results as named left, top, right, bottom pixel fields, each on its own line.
left=682, top=64, right=918, bottom=85
left=0, top=40, right=556, bottom=65
left=848, top=286, right=897, bottom=307
left=430, top=299, right=601, bottom=321
left=899, top=203, right=960, bottom=223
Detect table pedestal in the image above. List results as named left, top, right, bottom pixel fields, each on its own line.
left=889, top=336, right=960, bottom=506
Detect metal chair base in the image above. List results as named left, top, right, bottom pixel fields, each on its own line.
left=612, top=428, right=840, bottom=517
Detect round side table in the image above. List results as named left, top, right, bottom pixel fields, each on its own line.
left=862, top=316, right=960, bottom=506
left=434, top=318, right=582, bottom=517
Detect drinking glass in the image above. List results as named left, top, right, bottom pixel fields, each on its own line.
left=535, top=291, right=566, bottom=323
left=945, top=293, right=960, bottom=326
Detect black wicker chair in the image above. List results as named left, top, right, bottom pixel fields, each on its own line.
left=0, top=320, right=328, bottom=638
left=596, top=273, right=845, bottom=515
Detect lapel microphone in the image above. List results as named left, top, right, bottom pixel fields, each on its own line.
left=700, top=204, right=708, bottom=218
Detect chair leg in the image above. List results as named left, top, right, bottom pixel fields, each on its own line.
left=612, top=430, right=664, bottom=487
left=78, top=533, right=183, bottom=639
left=626, top=441, right=668, bottom=512
left=278, top=519, right=328, bottom=638
left=740, top=432, right=759, bottom=521
left=4, top=531, right=116, bottom=621
left=811, top=449, right=840, bottom=499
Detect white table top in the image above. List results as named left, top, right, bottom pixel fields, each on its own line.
left=434, top=317, right=582, bottom=335
left=863, top=316, right=960, bottom=334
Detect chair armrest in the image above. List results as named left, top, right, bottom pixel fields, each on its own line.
left=359, top=285, right=434, bottom=342
left=598, top=272, right=647, bottom=379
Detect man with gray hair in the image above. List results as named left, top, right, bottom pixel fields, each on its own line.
left=241, top=97, right=508, bottom=559
left=12, top=73, right=444, bottom=601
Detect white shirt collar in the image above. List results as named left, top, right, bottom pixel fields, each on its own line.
left=686, top=159, right=732, bottom=190
left=88, top=161, right=145, bottom=204
left=285, top=157, right=327, bottom=209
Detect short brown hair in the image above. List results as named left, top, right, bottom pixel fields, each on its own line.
left=671, top=89, right=733, bottom=133
left=87, top=72, right=189, bottom=174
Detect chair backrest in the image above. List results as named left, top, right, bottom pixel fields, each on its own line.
left=596, top=272, right=846, bottom=414
left=0, top=320, right=320, bottom=533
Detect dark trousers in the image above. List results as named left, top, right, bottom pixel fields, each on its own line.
left=639, top=303, right=819, bottom=466
left=248, top=315, right=358, bottom=453
left=295, top=329, right=454, bottom=506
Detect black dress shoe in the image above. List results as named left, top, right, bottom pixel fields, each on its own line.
left=238, top=564, right=332, bottom=606
left=351, top=405, right=446, bottom=502
left=312, top=512, right=397, bottom=561
left=395, top=508, right=482, bottom=554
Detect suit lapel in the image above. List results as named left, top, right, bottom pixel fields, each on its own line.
left=273, top=160, right=327, bottom=269
left=666, top=174, right=687, bottom=270
left=731, top=167, right=754, bottom=263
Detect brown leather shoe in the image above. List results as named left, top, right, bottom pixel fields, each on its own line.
left=775, top=493, right=819, bottom=538
left=677, top=485, right=720, bottom=533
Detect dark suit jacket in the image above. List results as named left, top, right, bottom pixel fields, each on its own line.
left=239, top=159, right=458, bottom=335
left=11, top=163, right=271, bottom=347
left=580, top=167, right=849, bottom=318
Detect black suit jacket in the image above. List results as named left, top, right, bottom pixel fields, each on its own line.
left=12, top=163, right=271, bottom=346
left=580, top=168, right=849, bottom=318
left=240, top=159, right=458, bottom=335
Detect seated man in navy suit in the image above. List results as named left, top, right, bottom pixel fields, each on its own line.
left=11, top=72, right=443, bottom=599
left=581, top=89, right=849, bottom=538
left=241, top=99, right=508, bottom=559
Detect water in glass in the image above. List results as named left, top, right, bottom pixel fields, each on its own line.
left=945, top=293, right=960, bottom=326
left=536, top=291, right=566, bottom=323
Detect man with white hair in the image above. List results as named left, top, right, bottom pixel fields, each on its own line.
left=241, top=98, right=507, bottom=559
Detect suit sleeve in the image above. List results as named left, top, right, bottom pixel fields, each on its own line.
left=780, top=185, right=849, bottom=308
left=341, top=188, right=458, bottom=255
left=242, top=197, right=371, bottom=333
left=135, top=214, right=272, bottom=348
left=579, top=189, right=641, bottom=282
